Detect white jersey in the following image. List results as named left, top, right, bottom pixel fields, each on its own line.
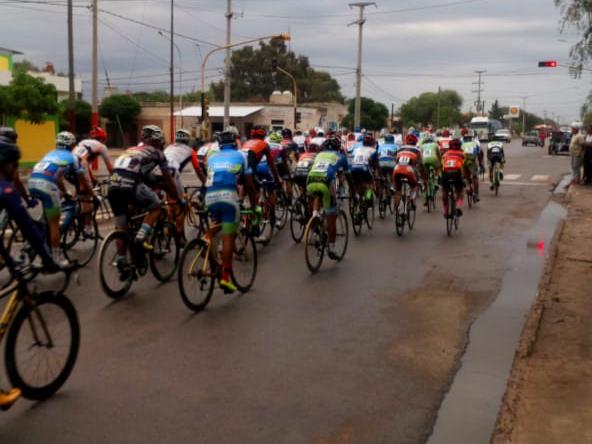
left=351, top=146, right=376, bottom=170
left=164, top=143, right=193, bottom=172
left=73, top=139, right=109, bottom=162
left=309, top=137, right=326, bottom=147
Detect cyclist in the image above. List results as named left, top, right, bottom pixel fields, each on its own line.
left=309, top=129, right=326, bottom=148
left=279, top=128, right=298, bottom=200
left=306, top=136, right=351, bottom=259
left=392, top=134, right=423, bottom=212
left=351, top=133, right=379, bottom=205
left=204, top=127, right=255, bottom=294
left=165, top=129, right=205, bottom=240
left=29, top=131, right=94, bottom=266
left=293, top=129, right=307, bottom=153
left=487, top=141, right=506, bottom=189
left=441, top=138, right=465, bottom=218
left=461, top=130, right=483, bottom=202
left=0, top=127, right=35, bottom=206
left=420, top=134, right=442, bottom=205
left=293, top=141, right=320, bottom=195
left=438, top=129, right=452, bottom=154
left=108, top=125, right=181, bottom=255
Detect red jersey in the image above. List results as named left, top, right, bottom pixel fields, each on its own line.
left=442, top=150, right=464, bottom=171
left=242, top=139, right=268, bottom=161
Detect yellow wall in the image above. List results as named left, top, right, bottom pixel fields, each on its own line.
left=14, top=119, right=57, bottom=167
left=0, top=55, right=9, bottom=72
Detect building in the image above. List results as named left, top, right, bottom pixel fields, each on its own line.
left=0, top=47, right=22, bottom=85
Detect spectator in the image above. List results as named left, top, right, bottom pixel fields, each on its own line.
left=569, top=125, right=586, bottom=184
left=584, top=125, right=592, bottom=184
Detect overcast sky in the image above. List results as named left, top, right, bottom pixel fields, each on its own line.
left=1, top=0, right=589, bottom=122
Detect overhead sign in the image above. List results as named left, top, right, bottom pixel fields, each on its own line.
left=508, top=105, right=520, bottom=118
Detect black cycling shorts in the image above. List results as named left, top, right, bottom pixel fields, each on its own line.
left=442, top=170, right=464, bottom=191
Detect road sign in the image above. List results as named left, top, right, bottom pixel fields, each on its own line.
left=509, top=105, right=520, bottom=118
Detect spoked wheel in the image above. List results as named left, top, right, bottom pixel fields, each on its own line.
left=407, top=198, right=417, bottom=230
left=149, top=222, right=180, bottom=282
left=257, top=201, right=275, bottom=245
left=274, top=191, right=289, bottom=231
left=446, top=193, right=456, bottom=237
left=185, top=189, right=207, bottom=241
left=350, top=196, right=363, bottom=236
left=232, top=229, right=257, bottom=292
left=467, top=185, right=474, bottom=209
left=98, top=230, right=134, bottom=299
left=178, top=238, right=214, bottom=312
left=365, top=195, right=375, bottom=230
left=62, top=216, right=98, bottom=267
left=5, top=292, right=80, bottom=400
left=377, top=187, right=387, bottom=219
left=395, top=202, right=406, bottom=237
left=333, top=210, right=349, bottom=261
left=304, top=216, right=325, bottom=273
left=289, top=198, right=307, bottom=243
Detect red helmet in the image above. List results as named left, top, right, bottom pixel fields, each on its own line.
left=405, top=134, right=418, bottom=145
left=449, top=138, right=462, bottom=150
left=441, top=129, right=451, bottom=138
left=250, top=126, right=266, bottom=139
left=363, top=134, right=375, bottom=146
left=90, top=126, right=107, bottom=142
left=460, top=128, right=469, bottom=136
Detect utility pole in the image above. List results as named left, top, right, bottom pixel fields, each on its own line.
left=472, top=70, right=485, bottom=115
left=348, top=2, right=376, bottom=130
left=91, top=0, right=99, bottom=128
left=389, top=103, right=394, bottom=131
left=67, top=0, right=76, bottom=133
left=436, top=86, right=441, bottom=128
left=169, top=0, right=175, bottom=140
left=520, top=95, right=527, bottom=135
left=223, top=0, right=233, bottom=128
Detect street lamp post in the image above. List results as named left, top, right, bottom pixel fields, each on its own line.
left=272, top=59, right=298, bottom=129
left=199, top=33, right=290, bottom=140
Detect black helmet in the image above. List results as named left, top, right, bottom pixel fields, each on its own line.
left=218, top=126, right=239, bottom=146
left=322, top=137, right=341, bottom=151
left=0, top=127, right=17, bottom=143
left=141, top=125, right=164, bottom=144
left=281, top=128, right=293, bottom=139
left=0, top=137, right=21, bottom=165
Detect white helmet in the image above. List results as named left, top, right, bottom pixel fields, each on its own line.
left=175, top=129, right=191, bottom=145
left=56, top=131, right=76, bottom=147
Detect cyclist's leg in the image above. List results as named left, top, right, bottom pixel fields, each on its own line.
left=392, top=170, right=403, bottom=209
left=135, top=183, right=161, bottom=247
left=29, top=178, right=62, bottom=262
left=207, top=194, right=239, bottom=293
left=455, top=171, right=465, bottom=213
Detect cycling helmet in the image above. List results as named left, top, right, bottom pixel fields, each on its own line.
left=460, top=127, right=469, bottom=136
left=316, top=130, right=325, bottom=138
left=281, top=128, right=293, bottom=139
left=449, top=138, right=462, bottom=150
left=405, top=134, right=418, bottom=146
left=295, top=130, right=303, bottom=136
left=322, top=137, right=341, bottom=151
left=384, top=134, right=395, bottom=144
left=363, top=134, right=375, bottom=146
left=269, top=132, right=282, bottom=143
left=422, top=135, right=435, bottom=144
left=441, top=129, right=451, bottom=138
left=218, top=126, right=239, bottom=146
left=250, top=126, right=266, bottom=139
left=175, top=129, right=192, bottom=145
left=0, top=135, right=21, bottom=165
left=56, top=131, right=76, bottom=147
left=141, top=125, right=164, bottom=143
left=0, top=127, right=17, bottom=143
left=90, top=126, right=107, bottom=142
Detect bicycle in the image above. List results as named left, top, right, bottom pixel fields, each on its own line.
left=183, top=186, right=209, bottom=241
left=61, top=196, right=100, bottom=267
left=304, top=193, right=349, bottom=273
left=177, top=208, right=258, bottom=312
left=289, top=184, right=310, bottom=243
left=465, top=175, right=478, bottom=209
left=98, top=202, right=180, bottom=299
left=394, top=178, right=416, bottom=237
left=253, top=180, right=276, bottom=245
left=491, top=161, right=502, bottom=196
left=0, top=263, right=79, bottom=403
left=444, top=179, right=460, bottom=236
left=349, top=188, right=374, bottom=236
left=424, top=166, right=438, bottom=213
left=376, top=175, right=393, bottom=219
left=93, top=179, right=113, bottom=221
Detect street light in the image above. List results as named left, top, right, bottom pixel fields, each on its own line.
left=199, top=33, right=290, bottom=140
left=272, top=58, right=298, bottom=130
left=158, top=31, right=185, bottom=128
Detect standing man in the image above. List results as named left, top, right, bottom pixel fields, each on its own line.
left=583, top=125, right=592, bottom=184
left=569, top=125, right=586, bottom=185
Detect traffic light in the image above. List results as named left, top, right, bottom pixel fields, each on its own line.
left=295, top=111, right=302, bottom=125
left=538, top=60, right=557, bottom=68
left=272, top=58, right=278, bottom=71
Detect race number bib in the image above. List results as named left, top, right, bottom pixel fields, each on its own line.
left=398, top=156, right=411, bottom=165
left=445, top=160, right=457, bottom=168
left=312, top=161, right=329, bottom=173
left=297, top=159, right=312, bottom=169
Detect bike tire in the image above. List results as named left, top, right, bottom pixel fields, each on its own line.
left=258, top=201, right=275, bottom=245
left=289, top=198, right=307, bottom=243
left=333, top=210, right=349, bottom=262
left=98, top=230, right=134, bottom=299
left=5, top=292, right=79, bottom=400
left=149, top=222, right=180, bottom=282
left=351, top=196, right=363, bottom=236
left=446, top=191, right=455, bottom=237
left=232, top=229, right=258, bottom=292
left=304, top=216, right=325, bottom=273
left=365, top=195, right=375, bottom=230
left=178, top=238, right=215, bottom=312
left=63, top=216, right=98, bottom=267
left=395, top=205, right=405, bottom=237
left=407, top=201, right=416, bottom=230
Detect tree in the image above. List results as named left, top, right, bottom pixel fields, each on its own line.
left=341, top=97, right=389, bottom=131
left=99, top=94, right=141, bottom=131
left=0, top=71, right=58, bottom=124
left=209, top=40, right=344, bottom=103
left=12, top=59, right=40, bottom=74
left=489, top=99, right=504, bottom=121
left=556, top=0, right=592, bottom=74
left=399, top=89, right=463, bottom=128
left=59, top=99, right=91, bottom=134
left=133, top=90, right=171, bottom=103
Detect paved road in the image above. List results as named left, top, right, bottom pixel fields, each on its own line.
left=0, top=141, right=569, bottom=444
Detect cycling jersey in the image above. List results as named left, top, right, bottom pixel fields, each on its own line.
left=487, top=143, right=505, bottom=163
left=306, top=150, right=348, bottom=214
left=111, top=144, right=168, bottom=188
left=309, top=137, right=326, bottom=148
left=73, top=139, right=109, bottom=163
left=438, top=137, right=452, bottom=153
left=393, top=146, right=422, bottom=189
left=294, top=152, right=317, bottom=178
left=421, top=142, right=440, bottom=167
left=461, top=141, right=480, bottom=175
left=377, top=143, right=398, bottom=169
left=442, top=150, right=465, bottom=172
left=351, top=146, right=378, bottom=172
left=293, top=135, right=306, bottom=152
left=30, top=148, right=84, bottom=184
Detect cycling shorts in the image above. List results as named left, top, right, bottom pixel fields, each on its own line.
left=292, top=172, right=310, bottom=189
left=108, top=182, right=160, bottom=227
left=442, top=170, right=464, bottom=191
left=276, top=161, right=290, bottom=180
left=28, top=177, right=60, bottom=218
left=255, top=165, right=275, bottom=191
left=205, top=189, right=239, bottom=234
left=392, top=165, right=418, bottom=190
left=306, top=180, right=337, bottom=215
left=378, top=160, right=396, bottom=170
left=350, top=168, right=373, bottom=185
left=422, top=156, right=439, bottom=168
left=380, top=166, right=394, bottom=179
left=463, top=157, right=477, bottom=176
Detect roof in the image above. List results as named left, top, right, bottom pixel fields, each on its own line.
left=0, top=47, right=23, bottom=55
left=174, top=106, right=263, bottom=118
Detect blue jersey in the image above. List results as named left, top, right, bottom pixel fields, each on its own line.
left=377, top=143, right=398, bottom=168
left=30, top=147, right=84, bottom=184
left=205, top=146, right=247, bottom=192
left=307, top=150, right=349, bottom=183
left=351, top=146, right=378, bottom=172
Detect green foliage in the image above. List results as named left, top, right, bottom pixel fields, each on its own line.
left=0, top=71, right=58, bottom=124
left=99, top=94, right=141, bottom=130
left=58, top=99, right=91, bottom=134
left=555, top=0, right=592, bottom=75
left=12, top=59, right=40, bottom=74
left=209, top=40, right=344, bottom=103
left=489, top=99, right=504, bottom=121
left=399, top=89, right=463, bottom=127
left=341, top=97, right=389, bottom=131
left=133, top=90, right=171, bottom=103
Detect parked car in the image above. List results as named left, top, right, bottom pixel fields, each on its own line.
left=548, top=130, right=571, bottom=155
left=493, top=129, right=512, bottom=143
left=522, top=130, right=543, bottom=147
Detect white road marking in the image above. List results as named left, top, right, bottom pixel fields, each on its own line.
left=500, top=181, right=547, bottom=187
left=530, top=175, right=550, bottom=181
left=504, top=174, right=522, bottom=180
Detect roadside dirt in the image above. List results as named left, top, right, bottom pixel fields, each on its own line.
left=492, top=186, right=592, bottom=444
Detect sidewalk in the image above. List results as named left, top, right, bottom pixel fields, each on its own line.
left=492, top=185, right=592, bottom=443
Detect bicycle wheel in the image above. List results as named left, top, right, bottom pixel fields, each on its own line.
left=289, top=198, right=307, bottom=243
left=274, top=190, right=289, bottom=231
left=184, top=189, right=205, bottom=240
left=446, top=192, right=455, bottom=237
left=494, top=165, right=500, bottom=196
left=63, top=216, right=98, bottom=267
left=258, top=200, right=274, bottom=245
left=98, top=230, right=134, bottom=299
left=395, top=202, right=406, bottom=237
left=5, top=291, right=79, bottom=400
left=178, top=238, right=215, bottom=312
left=304, top=216, right=325, bottom=273
left=232, top=229, right=257, bottom=292
left=365, top=194, right=375, bottom=230
left=467, top=186, right=473, bottom=209
left=407, top=199, right=417, bottom=230
left=333, top=209, right=349, bottom=262
left=377, top=185, right=386, bottom=219
left=351, top=196, right=363, bottom=236
left=149, top=221, right=180, bottom=282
